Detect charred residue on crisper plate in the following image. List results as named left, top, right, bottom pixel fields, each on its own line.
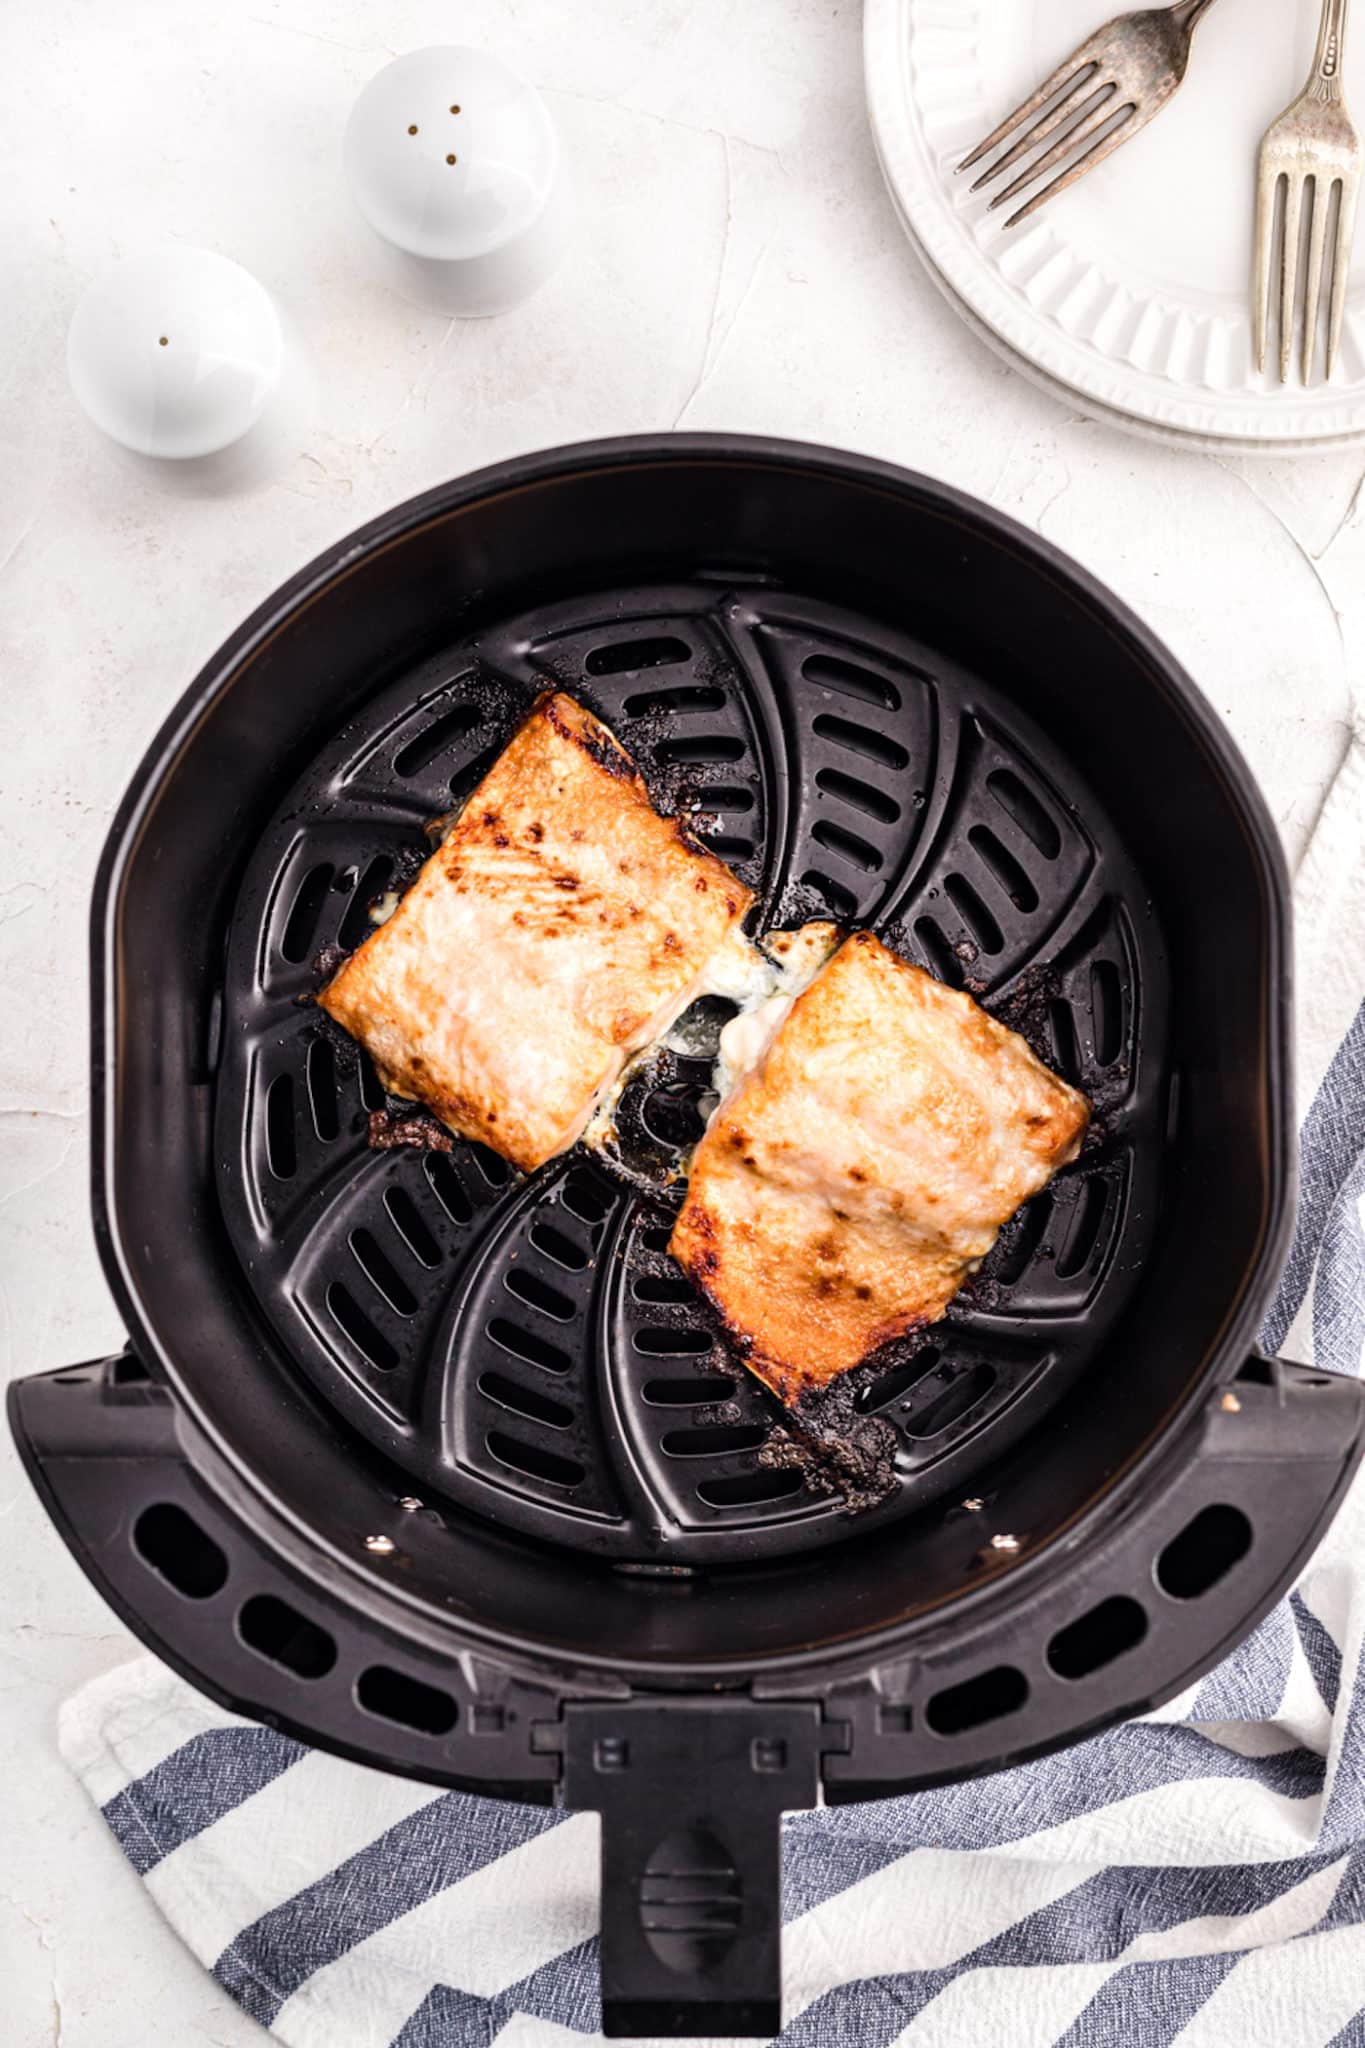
left=366, top=1107, right=457, bottom=1153
left=758, top=1357, right=908, bottom=1515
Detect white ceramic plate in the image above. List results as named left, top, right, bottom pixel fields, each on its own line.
left=865, top=0, right=1365, bottom=451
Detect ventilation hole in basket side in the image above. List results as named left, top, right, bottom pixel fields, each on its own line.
left=265, top=1072, right=297, bottom=1180
left=133, top=1503, right=229, bottom=1599
left=915, top=918, right=963, bottom=988
left=967, top=825, right=1039, bottom=914
left=1157, top=1504, right=1252, bottom=1599
left=238, top=1593, right=337, bottom=1679
left=644, top=1375, right=738, bottom=1406
left=383, top=1186, right=440, bottom=1268
left=479, top=1371, right=574, bottom=1429
left=811, top=820, right=884, bottom=873
left=634, top=1273, right=697, bottom=1305
left=357, top=1664, right=458, bottom=1734
left=487, top=1431, right=585, bottom=1488
left=1055, top=1177, right=1108, bottom=1281
left=622, top=683, right=725, bottom=718
left=987, top=769, right=1062, bottom=858
left=393, top=703, right=481, bottom=778
left=992, top=1194, right=1052, bottom=1287
left=529, top=1220, right=589, bottom=1272
left=585, top=635, right=691, bottom=678
left=655, top=734, right=746, bottom=765
left=338, top=857, right=394, bottom=952
left=109, top=1353, right=153, bottom=1386
left=1091, top=958, right=1124, bottom=1067
left=641, top=1226, right=675, bottom=1254
left=634, top=1326, right=714, bottom=1357
left=905, top=1363, right=996, bottom=1440
left=926, top=1665, right=1028, bottom=1736
left=1236, top=1357, right=1277, bottom=1388
left=350, top=1228, right=418, bottom=1316
left=327, top=1282, right=398, bottom=1371
left=281, top=863, right=334, bottom=963
left=1047, top=1596, right=1148, bottom=1680
left=802, top=652, right=902, bottom=711
left=696, top=783, right=757, bottom=814
left=305, top=1035, right=340, bottom=1142
left=944, top=874, right=1004, bottom=956
left=560, top=1166, right=614, bottom=1225
left=812, top=713, right=910, bottom=770
left=423, top=1152, right=472, bottom=1224
left=505, top=1268, right=576, bottom=1322
left=1050, top=999, right=1081, bottom=1082
left=487, top=1317, right=572, bottom=1374
left=855, top=1346, right=940, bottom=1415
left=357, top=1050, right=387, bottom=1113
left=662, top=1423, right=769, bottom=1457
left=698, top=1468, right=804, bottom=1508
left=815, top=767, right=901, bottom=823
left=800, top=869, right=858, bottom=920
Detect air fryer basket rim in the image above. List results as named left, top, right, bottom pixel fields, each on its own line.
left=87, top=431, right=1296, bottom=1679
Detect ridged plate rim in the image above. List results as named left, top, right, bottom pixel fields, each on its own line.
left=864, top=0, right=1365, bottom=452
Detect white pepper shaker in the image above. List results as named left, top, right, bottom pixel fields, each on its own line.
left=66, top=246, right=308, bottom=490
left=344, top=47, right=569, bottom=317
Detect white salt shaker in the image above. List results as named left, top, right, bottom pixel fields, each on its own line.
left=344, top=47, right=569, bottom=317
left=66, top=246, right=308, bottom=490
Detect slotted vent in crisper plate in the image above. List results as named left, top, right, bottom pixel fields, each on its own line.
left=213, top=579, right=1169, bottom=1564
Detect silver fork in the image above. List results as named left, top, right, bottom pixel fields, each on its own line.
left=959, top=1, right=1222, bottom=229
left=1254, top=0, right=1360, bottom=383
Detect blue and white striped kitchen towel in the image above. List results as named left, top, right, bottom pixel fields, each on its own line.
left=60, top=736, right=1365, bottom=2047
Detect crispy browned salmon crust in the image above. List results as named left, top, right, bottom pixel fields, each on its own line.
left=670, top=931, right=1089, bottom=1402
left=320, top=692, right=753, bottom=1172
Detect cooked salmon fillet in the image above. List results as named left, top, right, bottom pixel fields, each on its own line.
left=320, top=692, right=753, bottom=1173
left=670, top=931, right=1089, bottom=1403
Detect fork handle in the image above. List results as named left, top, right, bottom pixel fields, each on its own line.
left=1169, top=0, right=1221, bottom=32
left=1311, top=0, right=1351, bottom=93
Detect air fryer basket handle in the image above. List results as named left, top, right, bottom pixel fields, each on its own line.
left=11, top=1351, right=1365, bottom=2038
left=554, top=1699, right=827, bottom=2040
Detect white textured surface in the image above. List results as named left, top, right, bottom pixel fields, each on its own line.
left=1, top=1, right=1364, bottom=2043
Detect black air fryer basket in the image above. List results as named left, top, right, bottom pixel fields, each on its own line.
left=13, top=436, right=1365, bottom=2038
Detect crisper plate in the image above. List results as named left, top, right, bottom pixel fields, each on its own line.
left=215, top=577, right=1167, bottom=1562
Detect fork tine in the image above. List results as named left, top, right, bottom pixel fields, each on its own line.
left=977, top=80, right=1118, bottom=196
left=968, top=72, right=1102, bottom=190
left=1328, top=178, right=1359, bottom=379
left=958, top=54, right=1100, bottom=174
left=1302, top=178, right=1330, bottom=382
left=996, top=100, right=1135, bottom=223
left=1003, top=106, right=1140, bottom=228
left=1252, top=160, right=1279, bottom=374
left=1279, top=175, right=1305, bottom=383
left=990, top=87, right=1124, bottom=210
